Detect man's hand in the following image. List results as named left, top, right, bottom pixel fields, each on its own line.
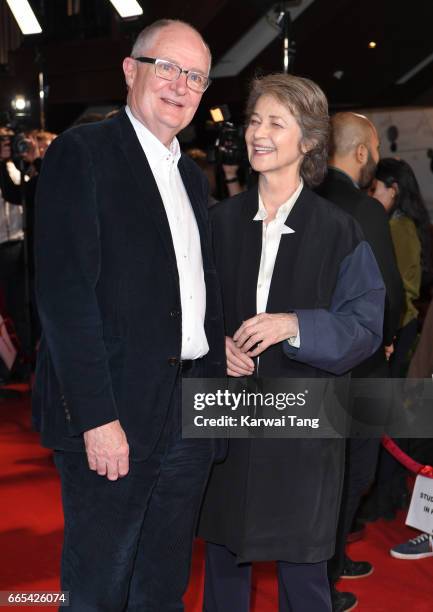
left=233, top=313, right=299, bottom=358
left=226, top=336, right=255, bottom=377
left=83, top=419, right=129, bottom=481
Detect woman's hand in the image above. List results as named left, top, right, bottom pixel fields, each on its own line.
left=226, top=336, right=255, bottom=377
left=233, top=313, right=299, bottom=357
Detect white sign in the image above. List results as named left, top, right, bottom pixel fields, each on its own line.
left=406, top=474, right=433, bottom=535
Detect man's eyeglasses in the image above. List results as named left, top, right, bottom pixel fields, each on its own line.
left=133, top=57, right=211, bottom=93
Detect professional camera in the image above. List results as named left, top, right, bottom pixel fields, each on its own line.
left=11, top=133, right=31, bottom=157
left=209, top=105, right=248, bottom=166
left=0, top=111, right=32, bottom=159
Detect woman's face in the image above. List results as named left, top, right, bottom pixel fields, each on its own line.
left=245, top=94, right=305, bottom=177
left=372, top=178, right=396, bottom=212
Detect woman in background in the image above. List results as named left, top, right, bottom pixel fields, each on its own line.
left=373, top=158, right=431, bottom=376
left=360, top=158, right=433, bottom=525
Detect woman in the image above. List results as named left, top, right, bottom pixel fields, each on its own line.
left=373, top=158, right=432, bottom=376
left=198, top=74, right=386, bottom=611
left=359, top=159, right=432, bottom=524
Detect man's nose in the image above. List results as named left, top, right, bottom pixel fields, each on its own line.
left=170, top=72, right=188, bottom=94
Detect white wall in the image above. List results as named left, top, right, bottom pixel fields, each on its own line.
left=361, top=107, right=433, bottom=220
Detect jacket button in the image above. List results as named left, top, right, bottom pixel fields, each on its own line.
left=170, top=310, right=180, bottom=318
left=168, top=357, right=179, bottom=366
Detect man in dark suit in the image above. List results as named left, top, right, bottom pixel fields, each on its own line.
left=33, top=19, right=225, bottom=611
left=317, top=112, right=404, bottom=612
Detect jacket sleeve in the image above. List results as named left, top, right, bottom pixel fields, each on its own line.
left=283, top=241, right=385, bottom=375
left=358, top=197, right=404, bottom=344
left=35, top=131, right=119, bottom=435
left=390, top=216, right=421, bottom=327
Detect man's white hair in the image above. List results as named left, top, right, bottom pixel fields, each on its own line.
left=131, top=19, right=212, bottom=69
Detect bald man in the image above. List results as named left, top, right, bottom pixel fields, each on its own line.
left=316, top=112, right=403, bottom=612
left=318, top=112, right=403, bottom=371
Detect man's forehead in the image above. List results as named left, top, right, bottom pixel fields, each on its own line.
left=148, top=26, right=210, bottom=70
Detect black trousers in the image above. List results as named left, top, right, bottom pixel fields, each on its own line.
left=328, top=438, right=380, bottom=582
left=390, top=318, right=418, bottom=378
left=54, top=365, right=214, bottom=612
left=204, top=543, right=331, bottom=612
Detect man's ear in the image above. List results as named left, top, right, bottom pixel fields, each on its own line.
left=356, top=143, right=368, bottom=164
left=122, top=57, right=136, bottom=89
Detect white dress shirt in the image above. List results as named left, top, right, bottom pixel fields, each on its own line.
left=254, top=180, right=303, bottom=347
left=125, top=106, right=208, bottom=359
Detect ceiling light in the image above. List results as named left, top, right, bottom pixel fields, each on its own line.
left=368, top=41, right=377, bottom=49
left=6, top=0, right=42, bottom=35
left=108, top=0, right=143, bottom=18
left=11, top=95, right=31, bottom=116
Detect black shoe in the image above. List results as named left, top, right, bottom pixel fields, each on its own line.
left=331, top=587, right=358, bottom=612
left=341, top=555, right=373, bottom=579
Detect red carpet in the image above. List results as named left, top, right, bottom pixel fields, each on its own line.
left=1, top=393, right=432, bottom=611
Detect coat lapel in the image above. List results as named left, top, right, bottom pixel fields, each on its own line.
left=266, top=186, right=312, bottom=313
left=115, top=110, right=179, bottom=281
left=236, top=188, right=262, bottom=321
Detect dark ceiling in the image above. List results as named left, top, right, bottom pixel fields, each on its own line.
left=1, top=0, right=433, bottom=136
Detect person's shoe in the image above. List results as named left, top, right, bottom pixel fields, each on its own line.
left=331, top=587, right=358, bottom=611
left=341, top=555, right=374, bottom=579
left=390, top=532, right=433, bottom=559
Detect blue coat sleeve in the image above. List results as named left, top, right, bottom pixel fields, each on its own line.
left=283, top=241, right=385, bottom=375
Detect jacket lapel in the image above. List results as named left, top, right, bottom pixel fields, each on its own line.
left=236, top=188, right=262, bottom=321
left=115, top=110, right=179, bottom=282
left=266, top=186, right=312, bottom=313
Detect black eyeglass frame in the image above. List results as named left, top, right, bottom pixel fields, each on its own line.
left=133, top=56, right=211, bottom=92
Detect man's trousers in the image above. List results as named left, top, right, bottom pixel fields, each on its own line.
left=54, top=366, right=213, bottom=612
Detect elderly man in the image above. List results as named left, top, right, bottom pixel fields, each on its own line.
left=33, top=19, right=225, bottom=611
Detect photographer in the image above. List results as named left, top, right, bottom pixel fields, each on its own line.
left=0, top=127, right=43, bottom=372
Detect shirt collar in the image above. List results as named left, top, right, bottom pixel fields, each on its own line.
left=253, top=179, right=303, bottom=222
left=125, top=105, right=181, bottom=173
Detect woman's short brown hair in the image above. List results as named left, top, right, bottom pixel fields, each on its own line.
left=245, top=73, right=329, bottom=187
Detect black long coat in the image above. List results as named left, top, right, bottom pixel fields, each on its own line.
left=198, top=185, right=385, bottom=563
